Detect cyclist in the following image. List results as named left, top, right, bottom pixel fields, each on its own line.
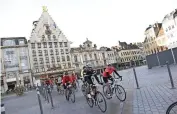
left=57, top=75, right=63, bottom=92
left=71, top=71, right=77, bottom=89
left=82, top=65, right=102, bottom=85
left=102, top=64, right=122, bottom=96
left=62, top=71, right=73, bottom=99
left=82, top=65, right=102, bottom=98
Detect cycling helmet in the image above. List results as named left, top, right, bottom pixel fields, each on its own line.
left=83, top=66, right=86, bottom=69
left=107, top=64, right=111, bottom=66
left=65, top=71, right=68, bottom=75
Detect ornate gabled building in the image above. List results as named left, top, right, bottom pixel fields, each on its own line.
left=70, top=39, right=118, bottom=72
left=162, top=9, right=177, bottom=49
left=28, top=7, right=74, bottom=81
left=113, top=41, right=145, bottom=69
left=143, top=23, right=165, bottom=55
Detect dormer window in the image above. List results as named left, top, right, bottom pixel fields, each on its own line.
left=48, top=35, right=51, bottom=40
left=87, top=44, right=90, bottom=47
left=53, top=35, right=56, bottom=40
left=42, top=35, right=45, bottom=38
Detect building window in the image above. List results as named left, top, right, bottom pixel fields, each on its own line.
left=59, top=42, right=63, bottom=47
left=48, top=35, right=51, bottom=40
left=57, top=56, right=60, bottom=62
left=44, top=50, right=48, bottom=56
left=31, top=43, right=35, bottom=49
left=75, top=63, right=79, bottom=68
left=38, top=50, right=42, bottom=56
left=47, top=65, right=50, bottom=68
left=39, top=58, right=43, bottom=64
left=172, top=25, right=174, bottom=29
left=67, top=55, right=70, bottom=61
left=102, top=53, right=105, bottom=59
left=55, top=49, right=59, bottom=55
left=89, top=54, right=92, bottom=59
left=84, top=54, right=87, bottom=61
left=60, top=49, right=64, bottom=54
left=64, top=42, right=67, bottom=47
left=94, top=54, right=97, bottom=60
left=37, top=43, right=41, bottom=48
left=51, top=57, right=55, bottom=63
left=68, top=62, right=71, bottom=68
left=32, top=50, right=36, bottom=56
left=57, top=64, right=61, bottom=69
left=62, top=56, right=65, bottom=62
left=168, top=26, right=171, bottom=30
left=42, top=67, right=45, bottom=72
left=54, top=42, right=58, bottom=48
left=48, top=42, right=52, bottom=48
left=45, top=57, right=49, bottom=63
left=50, top=49, right=53, bottom=55
left=74, top=55, right=78, bottom=62
left=96, top=61, right=98, bottom=65
left=36, top=68, right=39, bottom=73
left=43, top=42, right=47, bottom=48
left=33, top=58, right=37, bottom=62
left=53, top=35, right=56, bottom=40
left=65, top=49, right=69, bottom=54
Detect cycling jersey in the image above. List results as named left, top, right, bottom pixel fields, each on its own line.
left=62, top=75, right=73, bottom=85
left=102, top=66, right=116, bottom=77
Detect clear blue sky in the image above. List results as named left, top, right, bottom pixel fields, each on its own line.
left=0, top=0, right=176, bottom=47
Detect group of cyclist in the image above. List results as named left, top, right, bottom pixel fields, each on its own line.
left=57, top=63, right=122, bottom=99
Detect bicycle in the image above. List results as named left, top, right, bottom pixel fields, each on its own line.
left=166, top=101, right=177, bottom=114
left=73, top=82, right=78, bottom=92
left=103, top=76, right=126, bottom=101
left=65, top=84, right=75, bottom=103
left=85, top=84, right=107, bottom=113
left=57, top=83, right=64, bottom=95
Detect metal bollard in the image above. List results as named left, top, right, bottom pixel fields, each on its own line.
left=1, top=103, right=5, bottom=114
left=48, top=87, right=54, bottom=109
left=43, top=88, right=47, bottom=101
left=45, top=86, right=49, bottom=103
left=36, top=88, right=43, bottom=114
left=133, top=67, right=140, bottom=89
left=166, top=61, right=175, bottom=89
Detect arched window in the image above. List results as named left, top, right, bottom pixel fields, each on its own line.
left=67, top=55, right=70, bottom=61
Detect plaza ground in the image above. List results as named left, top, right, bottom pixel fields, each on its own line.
left=2, top=65, right=177, bottom=114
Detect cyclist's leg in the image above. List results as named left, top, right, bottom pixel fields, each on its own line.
left=103, top=77, right=111, bottom=93
left=108, top=76, right=114, bottom=85
left=93, top=74, right=101, bottom=84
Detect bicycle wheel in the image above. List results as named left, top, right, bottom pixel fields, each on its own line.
left=103, top=84, right=112, bottom=99
left=81, top=84, right=86, bottom=95
left=96, top=91, right=107, bottom=113
left=65, top=89, right=69, bottom=101
left=70, top=89, right=75, bottom=103
left=166, top=102, right=177, bottom=114
left=86, top=96, right=94, bottom=108
left=115, top=85, right=126, bottom=102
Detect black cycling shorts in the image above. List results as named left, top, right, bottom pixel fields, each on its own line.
left=63, top=83, right=70, bottom=89
left=84, top=76, right=94, bottom=85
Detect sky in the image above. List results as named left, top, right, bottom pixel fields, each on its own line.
left=0, top=0, right=176, bottom=48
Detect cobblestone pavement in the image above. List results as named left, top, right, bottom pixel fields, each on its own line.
left=120, top=65, right=177, bottom=114
left=2, top=65, right=177, bottom=114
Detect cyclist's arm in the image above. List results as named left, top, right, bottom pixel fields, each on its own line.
left=113, top=70, right=120, bottom=76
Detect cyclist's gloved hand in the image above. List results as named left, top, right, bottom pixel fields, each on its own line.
left=119, top=75, right=122, bottom=81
